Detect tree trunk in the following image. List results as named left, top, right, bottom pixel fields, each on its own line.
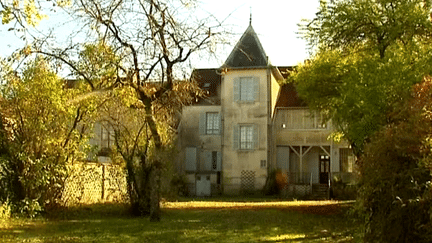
left=142, top=93, right=163, bottom=221
left=149, top=162, right=161, bottom=222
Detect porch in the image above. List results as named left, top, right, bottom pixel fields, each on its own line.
left=277, top=171, right=330, bottom=199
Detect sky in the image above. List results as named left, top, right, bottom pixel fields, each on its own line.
left=196, top=0, right=320, bottom=67
left=0, top=0, right=320, bottom=69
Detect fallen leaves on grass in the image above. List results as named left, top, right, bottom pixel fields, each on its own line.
left=162, top=200, right=353, bottom=215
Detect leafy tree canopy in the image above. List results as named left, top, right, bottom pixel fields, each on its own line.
left=0, top=57, right=96, bottom=216
left=0, top=0, right=70, bottom=27
left=291, top=0, right=432, bottom=153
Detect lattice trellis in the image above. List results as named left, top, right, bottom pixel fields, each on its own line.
left=240, top=170, right=255, bottom=193
left=62, top=163, right=128, bottom=206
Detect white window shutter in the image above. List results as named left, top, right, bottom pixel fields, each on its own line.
left=253, top=124, right=259, bottom=149
left=253, top=77, right=259, bottom=101
left=216, top=151, right=222, bottom=171
left=199, top=112, right=206, bottom=135
left=216, top=113, right=221, bottom=135
left=233, top=77, right=240, bottom=102
left=203, top=151, right=212, bottom=171
left=185, top=147, right=197, bottom=171
left=233, top=125, right=239, bottom=150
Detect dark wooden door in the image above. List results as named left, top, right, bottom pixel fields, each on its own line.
left=319, top=155, right=330, bottom=184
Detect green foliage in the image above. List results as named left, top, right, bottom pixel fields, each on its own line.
left=293, top=44, right=432, bottom=152
left=76, top=42, right=121, bottom=90
left=0, top=0, right=71, bottom=27
left=169, top=174, right=189, bottom=198
left=0, top=201, right=11, bottom=219
left=301, top=0, right=432, bottom=57
left=294, top=0, right=432, bottom=153
left=0, top=58, right=95, bottom=216
left=355, top=80, right=432, bottom=242
left=295, top=1, right=432, bottom=241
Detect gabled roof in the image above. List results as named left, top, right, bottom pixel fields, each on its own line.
left=222, top=25, right=268, bottom=68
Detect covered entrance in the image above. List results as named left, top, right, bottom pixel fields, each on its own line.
left=275, top=145, right=332, bottom=184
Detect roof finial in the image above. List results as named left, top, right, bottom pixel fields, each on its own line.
left=249, top=6, right=252, bottom=25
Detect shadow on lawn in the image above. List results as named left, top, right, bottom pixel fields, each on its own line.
left=0, top=201, right=363, bottom=243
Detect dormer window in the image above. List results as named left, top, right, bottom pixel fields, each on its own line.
left=203, top=83, right=211, bottom=88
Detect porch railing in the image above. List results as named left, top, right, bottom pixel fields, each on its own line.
left=285, top=172, right=312, bottom=185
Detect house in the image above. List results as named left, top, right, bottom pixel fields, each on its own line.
left=177, top=23, right=355, bottom=198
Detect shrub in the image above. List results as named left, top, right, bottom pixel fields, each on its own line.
left=356, top=80, right=432, bottom=242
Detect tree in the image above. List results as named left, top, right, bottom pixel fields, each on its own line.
left=292, top=0, right=432, bottom=241
left=358, top=79, right=432, bottom=242
left=1, top=0, right=72, bottom=29
left=1, top=0, right=46, bottom=27
left=33, top=0, right=221, bottom=221
left=292, top=0, right=432, bottom=154
left=0, top=58, right=95, bottom=216
left=96, top=80, right=201, bottom=215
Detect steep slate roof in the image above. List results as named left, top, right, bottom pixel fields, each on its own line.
left=222, top=24, right=268, bottom=68
left=189, top=25, right=307, bottom=108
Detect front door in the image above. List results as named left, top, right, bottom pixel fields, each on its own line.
left=319, top=155, right=330, bottom=184
left=196, top=174, right=211, bottom=196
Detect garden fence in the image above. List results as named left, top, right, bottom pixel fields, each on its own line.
left=62, top=162, right=129, bottom=206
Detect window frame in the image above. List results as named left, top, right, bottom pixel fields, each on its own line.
left=239, top=77, right=254, bottom=102
left=206, top=112, right=220, bottom=135
left=239, top=125, right=254, bottom=150
left=101, top=124, right=115, bottom=148
left=233, top=124, right=258, bottom=151
left=280, top=109, right=328, bottom=130
left=233, top=76, right=259, bottom=103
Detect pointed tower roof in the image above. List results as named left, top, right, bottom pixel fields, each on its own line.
left=222, top=24, right=268, bottom=68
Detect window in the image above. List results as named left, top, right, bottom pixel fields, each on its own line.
left=340, top=148, right=354, bottom=172
left=240, top=77, right=254, bottom=101
left=312, top=112, right=327, bottom=129
left=199, top=112, right=220, bottom=135
left=233, top=124, right=259, bottom=150
left=240, top=125, right=254, bottom=149
left=280, top=109, right=327, bottom=130
left=260, top=160, right=267, bottom=168
left=206, top=112, right=220, bottom=134
left=100, top=124, right=115, bottom=156
left=101, top=125, right=115, bottom=144
left=233, top=77, right=259, bottom=102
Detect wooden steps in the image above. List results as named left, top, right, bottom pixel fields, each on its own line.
left=310, top=184, right=329, bottom=200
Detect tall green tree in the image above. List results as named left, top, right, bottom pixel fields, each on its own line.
left=293, top=1, right=432, bottom=241
left=358, top=79, right=432, bottom=242
left=292, top=0, right=432, bottom=154
left=0, top=58, right=96, bottom=216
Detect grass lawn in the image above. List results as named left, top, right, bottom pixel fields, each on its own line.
left=0, top=200, right=363, bottom=242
